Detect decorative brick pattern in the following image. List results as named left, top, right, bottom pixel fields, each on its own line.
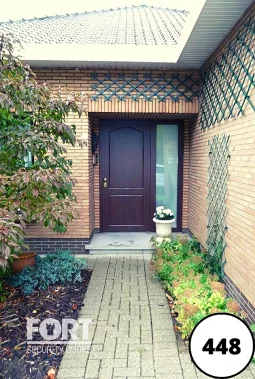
left=199, top=10, right=255, bottom=129
left=189, top=3, right=255, bottom=309
left=91, top=72, right=199, bottom=103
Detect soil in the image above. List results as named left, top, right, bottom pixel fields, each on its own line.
left=165, top=290, right=190, bottom=353
left=0, top=270, right=92, bottom=379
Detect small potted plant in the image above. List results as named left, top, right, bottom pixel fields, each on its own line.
left=12, top=252, right=37, bottom=273
left=153, top=206, right=175, bottom=237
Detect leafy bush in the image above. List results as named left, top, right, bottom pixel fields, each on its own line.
left=152, top=238, right=244, bottom=339
left=0, top=265, right=14, bottom=302
left=0, top=35, right=86, bottom=270
left=0, top=210, right=27, bottom=269
left=0, top=280, right=8, bottom=302
left=8, top=250, right=87, bottom=295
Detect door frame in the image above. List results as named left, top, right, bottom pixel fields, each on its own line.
left=99, top=119, right=184, bottom=233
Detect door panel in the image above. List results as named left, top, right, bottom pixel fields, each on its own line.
left=109, top=128, right=144, bottom=188
left=100, top=120, right=152, bottom=232
left=109, top=195, right=143, bottom=226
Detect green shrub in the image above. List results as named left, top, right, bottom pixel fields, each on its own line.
left=152, top=237, right=243, bottom=339
left=0, top=281, right=8, bottom=302
left=9, top=250, right=86, bottom=295
left=0, top=266, right=13, bottom=302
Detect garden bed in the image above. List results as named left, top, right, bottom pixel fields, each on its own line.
left=151, top=236, right=245, bottom=339
left=0, top=269, right=91, bottom=379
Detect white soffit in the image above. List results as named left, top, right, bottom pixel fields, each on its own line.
left=12, top=0, right=254, bottom=69
left=19, top=43, right=180, bottom=64
left=178, top=0, right=254, bottom=68
left=15, top=1, right=206, bottom=66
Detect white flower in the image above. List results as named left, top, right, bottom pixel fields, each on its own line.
left=163, top=238, right=171, bottom=242
left=163, top=208, right=171, bottom=215
left=156, top=237, right=164, bottom=244
left=156, top=206, right=164, bottom=213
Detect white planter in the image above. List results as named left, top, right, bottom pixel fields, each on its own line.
left=153, top=217, right=175, bottom=238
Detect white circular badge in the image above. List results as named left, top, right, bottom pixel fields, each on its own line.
left=189, top=313, right=255, bottom=378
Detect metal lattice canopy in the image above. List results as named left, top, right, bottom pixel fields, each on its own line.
left=90, top=73, right=199, bottom=102
left=199, top=13, right=255, bottom=130
left=206, top=134, right=230, bottom=278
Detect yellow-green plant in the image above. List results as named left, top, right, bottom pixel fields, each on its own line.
left=152, top=237, right=243, bottom=339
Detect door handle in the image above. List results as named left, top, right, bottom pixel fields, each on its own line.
left=103, top=178, right=107, bottom=188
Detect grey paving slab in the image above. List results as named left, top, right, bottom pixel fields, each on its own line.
left=56, top=254, right=254, bottom=379
left=57, top=367, right=85, bottom=378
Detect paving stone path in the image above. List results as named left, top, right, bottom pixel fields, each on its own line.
left=57, top=255, right=255, bottom=379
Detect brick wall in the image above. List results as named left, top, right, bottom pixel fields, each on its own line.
left=182, top=120, right=190, bottom=230
left=25, top=108, right=92, bottom=240
left=189, top=4, right=255, bottom=310
left=24, top=69, right=197, bottom=248
left=24, top=238, right=90, bottom=254
left=92, top=118, right=100, bottom=231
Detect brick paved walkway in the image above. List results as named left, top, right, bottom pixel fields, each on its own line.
left=57, top=255, right=255, bottom=379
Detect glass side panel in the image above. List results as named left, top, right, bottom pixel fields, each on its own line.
left=156, top=124, right=178, bottom=228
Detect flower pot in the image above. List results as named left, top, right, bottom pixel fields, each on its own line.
left=12, top=252, right=37, bottom=273
left=153, top=217, right=175, bottom=238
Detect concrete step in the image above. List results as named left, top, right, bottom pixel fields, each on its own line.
left=85, top=232, right=155, bottom=254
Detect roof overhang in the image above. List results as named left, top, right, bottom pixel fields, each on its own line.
left=16, top=0, right=206, bottom=68
left=20, top=43, right=181, bottom=64
left=15, top=0, right=254, bottom=70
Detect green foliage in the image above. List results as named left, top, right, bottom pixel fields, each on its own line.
left=157, top=264, right=173, bottom=282
left=0, top=34, right=86, bottom=269
left=250, top=324, right=255, bottom=333
left=188, top=238, right=201, bottom=252
left=8, top=250, right=87, bottom=295
left=0, top=280, right=8, bottom=302
left=0, top=265, right=12, bottom=302
left=205, top=237, right=225, bottom=280
left=152, top=237, right=243, bottom=339
left=0, top=210, right=27, bottom=268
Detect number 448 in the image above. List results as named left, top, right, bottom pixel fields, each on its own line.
left=202, top=338, right=241, bottom=355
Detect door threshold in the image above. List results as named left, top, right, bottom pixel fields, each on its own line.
left=85, top=232, right=155, bottom=254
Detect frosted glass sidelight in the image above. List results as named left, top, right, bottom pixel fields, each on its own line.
left=156, top=124, right=178, bottom=228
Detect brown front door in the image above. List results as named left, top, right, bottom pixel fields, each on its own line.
left=100, top=120, right=155, bottom=232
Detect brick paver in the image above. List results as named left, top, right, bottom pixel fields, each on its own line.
left=57, top=254, right=255, bottom=379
